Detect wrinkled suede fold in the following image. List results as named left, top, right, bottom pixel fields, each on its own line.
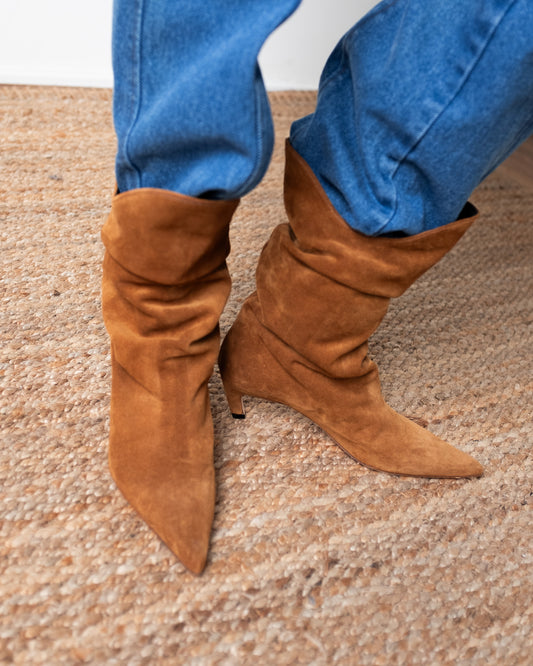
left=102, top=188, right=238, bottom=573
left=219, top=141, right=482, bottom=479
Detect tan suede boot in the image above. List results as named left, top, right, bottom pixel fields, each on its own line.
left=219, top=141, right=482, bottom=479
left=101, top=188, right=238, bottom=573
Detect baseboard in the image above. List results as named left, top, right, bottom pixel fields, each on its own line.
left=0, top=67, right=113, bottom=89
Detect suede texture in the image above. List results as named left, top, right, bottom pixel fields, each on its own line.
left=219, top=141, right=483, bottom=479
left=101, top=188, right=238, bottom=573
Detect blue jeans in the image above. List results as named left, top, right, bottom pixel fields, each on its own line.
left=112, top=0, right=533, bottom=236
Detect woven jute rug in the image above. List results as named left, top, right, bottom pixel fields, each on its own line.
left=1, top=86, right=531, bottom=665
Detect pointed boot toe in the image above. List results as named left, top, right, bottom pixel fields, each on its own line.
left=111, top=461, right=215, bottom=574
left=346, top=439, right=483, bottom=479
left=330, top=409, right=484, bottom=478
left=397, top=424, right=484, bottom=479
left=424, top=448, right=484, bottom=479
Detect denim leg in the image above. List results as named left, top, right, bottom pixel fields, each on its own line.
left=112, top=0, right=302, bottom=197
left=291, top=0, right=533, bottom=236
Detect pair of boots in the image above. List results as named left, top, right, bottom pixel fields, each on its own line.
left=101, top=142, right=482, bottom=574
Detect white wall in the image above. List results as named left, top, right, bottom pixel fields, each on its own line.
left=0, top=0, right=377, bottom=90
left=0, top=0, right=114, bottom=88
left=261, top=0, right=377, bottom=89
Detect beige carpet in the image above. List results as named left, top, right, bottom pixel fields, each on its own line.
left=0, top=85, right=532, bottom=665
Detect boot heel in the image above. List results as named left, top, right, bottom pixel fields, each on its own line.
left=224, top=384, right=246, bottom=419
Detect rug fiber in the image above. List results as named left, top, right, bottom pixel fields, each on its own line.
left=0, top=86, right=532, bottom=665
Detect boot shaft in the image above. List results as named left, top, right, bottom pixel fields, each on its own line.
left=101, top=188, right=239, bottom=397
left=254, top=142, right=478, bottom=376
left=101, top=187, right=238, bottom=285
left=283, top=141, right=478, bottom=298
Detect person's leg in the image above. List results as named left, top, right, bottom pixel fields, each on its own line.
left=103, top=0, right=301, bottom=574
left=113, top=0, right=302, bottom=198
left=290, top=0, right=533, bottom=236
left=220, top=0, right=533, bottom=477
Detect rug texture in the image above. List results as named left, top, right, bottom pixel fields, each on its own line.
left=0, top=86, right=532, bottom=665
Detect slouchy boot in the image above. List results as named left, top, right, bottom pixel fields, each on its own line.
left=101, top=189, right=238, bottom=573
left=219, top=141, right=482, bottom=478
